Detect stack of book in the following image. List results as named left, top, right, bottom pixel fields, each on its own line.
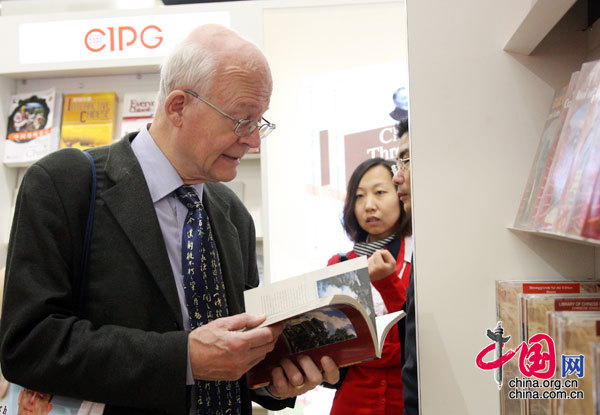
left=496, top=280, right=600, bottom=415
left=514, top=59, right=600, bottom=240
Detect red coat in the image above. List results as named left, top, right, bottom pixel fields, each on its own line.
left=327, top=238, right=411, bottom=415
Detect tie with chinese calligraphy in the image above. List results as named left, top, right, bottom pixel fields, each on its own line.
left=175, top=185, right=241, bottom=415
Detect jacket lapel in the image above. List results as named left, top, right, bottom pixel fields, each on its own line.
left=99, top=137, right=183, bottom=326
left=203, top=185, right=245, bottom=316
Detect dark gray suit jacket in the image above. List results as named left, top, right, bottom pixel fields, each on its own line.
left=0, top=135, right=293, bottom=414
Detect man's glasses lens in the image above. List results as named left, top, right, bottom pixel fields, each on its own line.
left=235, top=118, right=275, bottom=138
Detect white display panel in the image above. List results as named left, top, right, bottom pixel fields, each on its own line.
left=19, top=12, right=230, bottom=64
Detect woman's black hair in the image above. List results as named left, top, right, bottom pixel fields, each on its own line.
left=342, top=157, right=408, bottom=242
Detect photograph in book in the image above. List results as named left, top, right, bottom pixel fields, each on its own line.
left=495, top=280, right=600, bottom=415
left=244, top=257, right=404, bottom=389
left=535, top=60, right=600, bottom=231
left=60, top=92, right=117, bottom=150
left=514, top=82, right=569, bottom=229
left=281, top=307, right=357, bottom=354
left=3, top=88, right=60, bottom=167
left=317, top=269, right=375, bottom=320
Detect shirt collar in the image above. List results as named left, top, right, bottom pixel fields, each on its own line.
left=130, top=124, right=204, bottom=203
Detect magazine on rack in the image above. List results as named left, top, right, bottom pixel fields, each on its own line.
left=244, top=256, right=405, bottom=389
left=3, top=88, right=61, bottom=167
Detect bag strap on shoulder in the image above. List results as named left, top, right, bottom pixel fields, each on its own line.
left=75, top=151, right=97, bottom=316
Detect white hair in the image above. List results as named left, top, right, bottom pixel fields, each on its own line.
left=156, top=39, right=216, bottom=108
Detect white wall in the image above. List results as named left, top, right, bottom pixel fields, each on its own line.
left=406, top=0, right=596, bottom=413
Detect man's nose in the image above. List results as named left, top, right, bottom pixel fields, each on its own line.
left=239, top=129, right=261, bottom=149
left=393, top=172, right=404, bottom=186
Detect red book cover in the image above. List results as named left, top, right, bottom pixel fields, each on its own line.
left=581, top=171, right=600, bottom=239
left=524, top=71, right=579, bottom=229
left=514, top=82, right=569, bottom=229
left=562, top=126, right=600, bottom=236
left=535, top=60, right=600, bottom=231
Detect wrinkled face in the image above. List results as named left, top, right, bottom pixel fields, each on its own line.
left=354, top=165, right=401, bottom=241
left=18, top=389, right=52, bottom=415
left=393, top=132, right=411, bottom=215
left=175, top=66, right=271, bottom=184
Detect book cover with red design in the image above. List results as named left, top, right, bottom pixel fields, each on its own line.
left=535, top=60, right=600, bottom=231
left=561, top=124, right=600, bottom=236
left=581, top=171, right=600, bottom=240
left=514, top=82, right=569, bottom=229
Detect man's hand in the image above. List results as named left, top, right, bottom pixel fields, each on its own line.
left=368, top=249, right=396, bottom=282
left=189, top=313, right=283, bottom=381
left=266, top=355, right=339, bottom=398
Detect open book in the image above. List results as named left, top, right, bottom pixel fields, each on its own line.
left=244, top=256, right=405, bottom=389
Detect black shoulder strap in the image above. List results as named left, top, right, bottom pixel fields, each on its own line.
left=74, top=151, right=97, bottom=316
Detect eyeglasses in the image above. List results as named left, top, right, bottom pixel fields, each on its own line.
left=183, top=89, right=276, bottom=139
left=391, top=157, right=410, bottom=175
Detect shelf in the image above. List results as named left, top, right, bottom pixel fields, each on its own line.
left=504, top=0, right=577, bottom=55
left=508, top=227, right=600, bottom=248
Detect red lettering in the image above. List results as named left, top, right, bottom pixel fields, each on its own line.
left=85, top=24, right=164, bottom=53
left=108, top=27, right=115, bottom=51
left=84, top=28, right=105, bottom=52
left=141, top=25, right=163, bottom=49
left=118, top=26, right=137, bottom=51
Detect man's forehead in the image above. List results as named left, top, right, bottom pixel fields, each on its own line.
left=398, top=132, right=410, bottom=155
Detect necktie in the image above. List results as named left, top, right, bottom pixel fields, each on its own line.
left=175, top=185, right=241, bottom=415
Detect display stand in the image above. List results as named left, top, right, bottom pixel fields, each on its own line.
left=406, top=0, right=599, bottom=413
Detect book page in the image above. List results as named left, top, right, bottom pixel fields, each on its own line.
left=244, top=256, right=374, bottom=325
left=375, top=310, right=406, bottom=356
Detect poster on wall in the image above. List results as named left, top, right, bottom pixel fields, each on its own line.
left=294, top=62, right=408, bottom=270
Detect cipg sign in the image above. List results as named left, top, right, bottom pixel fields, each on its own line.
left=19, top=12, right=230, bottom=65
left=84, top=25, right=163, bottom=52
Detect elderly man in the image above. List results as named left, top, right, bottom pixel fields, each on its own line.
left=0, top=24, right=338, bottom=415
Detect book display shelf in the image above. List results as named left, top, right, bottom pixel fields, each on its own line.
left=0, top=2, right=267, bottom=276
left=406, top=0, right=600, bottom=413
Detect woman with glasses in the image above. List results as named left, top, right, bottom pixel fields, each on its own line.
left=325, top=157, right=412, bottom=415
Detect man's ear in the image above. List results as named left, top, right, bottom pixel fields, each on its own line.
left=164, top=90, right=186, bottom=127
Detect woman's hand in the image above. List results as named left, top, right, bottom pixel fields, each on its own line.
left=368, top=249, right=396, bottom=282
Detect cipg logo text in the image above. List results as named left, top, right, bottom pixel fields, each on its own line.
left=84, top=25, right=163, bottom=52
